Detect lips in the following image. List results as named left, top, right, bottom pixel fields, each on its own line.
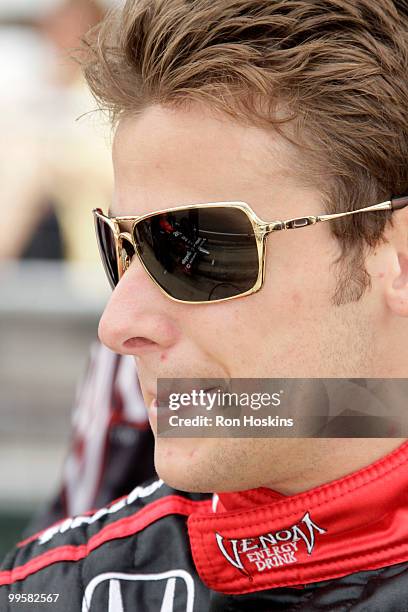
left=143, top=377, right=231, bottom=434
left=147, top=396, right=182, bottom=434
left=148, top=398, right=158, bottom=417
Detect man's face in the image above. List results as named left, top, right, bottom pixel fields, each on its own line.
left=99, top=104, right=381, bottom=493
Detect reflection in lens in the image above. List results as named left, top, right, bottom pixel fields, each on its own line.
left=133, top=207, right=259, bottom=301
left=95, top=215, right=119, bottom=289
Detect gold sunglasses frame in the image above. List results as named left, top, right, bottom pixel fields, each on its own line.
left=93, top=193, right=408, bottom=305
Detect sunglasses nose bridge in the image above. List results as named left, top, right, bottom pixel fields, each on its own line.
left=118, top=232, right=137, bottom=276
left=118, top=231, right=134, bottom=244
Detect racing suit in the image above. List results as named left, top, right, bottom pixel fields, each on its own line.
left=1, top=441, right=408, bottom=611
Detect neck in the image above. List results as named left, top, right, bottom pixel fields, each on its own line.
left=266, top=438, right=406, bottom=495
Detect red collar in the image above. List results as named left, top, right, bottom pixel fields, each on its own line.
left=188, top=441, right=408, bottom=594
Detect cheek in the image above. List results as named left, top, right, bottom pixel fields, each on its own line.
left=290, top=291, right=303, bottom=308
left=186, top=297, right=274, bottom=375
left=264, top=224, right=337, bottom=306
left=192, top=282, right=330, bottom=376
left=184, top=237, right=336, bottom=376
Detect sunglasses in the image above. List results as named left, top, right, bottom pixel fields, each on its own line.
left=93, top=194, right=408, bottom=304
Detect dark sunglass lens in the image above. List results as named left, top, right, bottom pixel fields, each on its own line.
left=133, top=207, right=259, bottom=302
left=95, top=215, right=119, bottom=289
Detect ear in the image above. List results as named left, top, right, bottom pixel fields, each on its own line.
left=384, top=252, right=408, bottom=317
left=365, top=208, right=408, bottom=317
left=382, top=209, right=408, bottom=317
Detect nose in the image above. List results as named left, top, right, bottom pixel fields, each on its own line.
left=98, top=261, right=181, bottom=357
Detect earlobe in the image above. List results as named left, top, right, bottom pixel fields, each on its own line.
left=385, top=253, right=408, bottom=317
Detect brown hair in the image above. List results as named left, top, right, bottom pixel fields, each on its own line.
left=82, top=0, right=408, bottom=303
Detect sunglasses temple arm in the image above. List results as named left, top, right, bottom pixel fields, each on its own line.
left=316, top=195, right=408, bottom=220
left=266, top=195, right=408, bottom=233
left=314, top=201, right=393, bottom=223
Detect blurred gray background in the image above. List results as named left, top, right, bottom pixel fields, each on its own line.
left=0, top=263, right=108, bottom=556
left=0, top=0, right=118, bottom=557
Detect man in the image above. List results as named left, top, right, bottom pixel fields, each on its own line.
left=1, top=0, right=408, bottom=609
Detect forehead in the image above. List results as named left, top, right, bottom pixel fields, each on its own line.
left=111, top=104, right=301, bottom=218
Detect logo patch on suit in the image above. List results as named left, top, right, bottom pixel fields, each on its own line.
left=216, top=511, right=326, bottom=575
left=82, top=570, right=194, bottom=611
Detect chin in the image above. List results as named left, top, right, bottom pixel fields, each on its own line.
left=156, top=468, right=214, bottom=493
left=153, top=437, right=265, bottom=493
left=153, top=442, right=211, bottom=492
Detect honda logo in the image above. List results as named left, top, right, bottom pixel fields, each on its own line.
left=82, top=570, right=194, bottom=612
